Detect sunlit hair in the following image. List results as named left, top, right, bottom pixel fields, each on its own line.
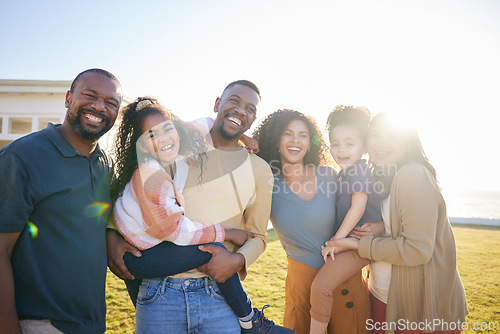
left=222, top=80, right=261, bottom=99
left=326, top=105, right=372, bottom=142
left=369, top=112, right=437, bottom=179
left=110, top=97, right=206, bottom=203
left=253, top=109, right=332, bottom=174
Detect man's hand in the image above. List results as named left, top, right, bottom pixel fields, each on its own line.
left=197, top=244, right=245, bottom=283
left=349, top=221, right=385, bottom=239
left=106, top=230, right=141, bottom=280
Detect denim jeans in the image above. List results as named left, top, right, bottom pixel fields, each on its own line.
left=124, top=241, right=252, bottom=318
left=135, top=277, right=240, bottom=334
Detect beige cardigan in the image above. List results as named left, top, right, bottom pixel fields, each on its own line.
left=359, top=163, right=468, bottom=333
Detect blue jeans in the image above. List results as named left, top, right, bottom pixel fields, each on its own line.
left=135, top=277, right=240, bottom=334
left=123, top=241, right=252, bottom=318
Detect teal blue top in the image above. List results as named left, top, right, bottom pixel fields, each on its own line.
left=270, top=166, right=337, bottom=269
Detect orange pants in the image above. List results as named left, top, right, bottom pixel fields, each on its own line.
left=284, top=257, right=371, bottom=334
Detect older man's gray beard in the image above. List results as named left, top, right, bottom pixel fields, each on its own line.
left=65, top=107, right=112, bottom=141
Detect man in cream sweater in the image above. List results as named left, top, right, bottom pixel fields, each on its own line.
left=107, top=80, right=279, bottom=333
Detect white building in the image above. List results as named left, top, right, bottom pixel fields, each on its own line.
left=0, top=79, right=131, bottom=151
left=0, top=79, right=69, bottom=148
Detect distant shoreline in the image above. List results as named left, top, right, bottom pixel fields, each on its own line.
left=449, top=217, right=500, bottom=227
left=267, top=217, right=500, bottom=231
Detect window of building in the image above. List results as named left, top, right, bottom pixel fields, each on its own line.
left=39, top=117, right=60, bottom=130
left=9, top=117, right=32, bottom=134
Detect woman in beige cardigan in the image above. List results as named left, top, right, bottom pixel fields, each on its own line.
left=328, top=113, right=468, bottom=334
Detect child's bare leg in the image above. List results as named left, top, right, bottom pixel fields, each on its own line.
left=309, top=249, right=369, bottom=333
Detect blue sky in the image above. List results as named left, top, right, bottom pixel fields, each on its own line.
left=1, top=0, right=500, bottom=191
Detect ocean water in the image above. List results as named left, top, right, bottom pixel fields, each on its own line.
left=268, top=189, right=500, bottom=230
left=442, top=189, right=500, bottom=226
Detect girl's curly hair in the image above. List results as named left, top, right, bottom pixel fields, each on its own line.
left=110, top=97, right=206, bottom=203
left=252, top=109, right=332, bottom=174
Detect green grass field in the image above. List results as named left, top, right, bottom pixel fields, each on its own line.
left=106, top=225, right=500, bottom=333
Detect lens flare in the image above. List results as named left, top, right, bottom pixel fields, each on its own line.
left=27, top=221, right=38, bottom=238
left=84, top=202, right=110, bottom=224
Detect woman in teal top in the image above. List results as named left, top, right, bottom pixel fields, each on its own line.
left=254, top=109, right=372, bottom=334
left=271, top=165, right=337, bottom=269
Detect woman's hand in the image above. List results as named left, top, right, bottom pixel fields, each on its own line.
left=349, top=221, right=385, bottom=239
left=324, top=237, right=359, bottom=254
left=224, top=229, right=255, bottom=246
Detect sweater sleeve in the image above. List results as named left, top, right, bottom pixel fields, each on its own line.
left=188, top=117, right=215, bottom=137
left=134, top=168, right=225, bottom=246
left=358, top=164, right=438, bottom=266
left=235, top=157, right=273, bottom=279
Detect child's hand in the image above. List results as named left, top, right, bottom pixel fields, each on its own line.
left=324, top=237, right=359, bottom=254
left=240, top=135, right=259, bottom=154
left=224, top=228, right=255, bottom=246
left=321, top=245, right=336, bottom=262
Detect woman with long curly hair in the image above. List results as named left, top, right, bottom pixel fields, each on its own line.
left=253, top=109, right=373, bottom=334
left=108, top=98, right=291, bottom=334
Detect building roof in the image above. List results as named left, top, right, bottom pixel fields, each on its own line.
left=0, top=79, right=132, bottom=102
left=0, top=79, right=71, bottom=94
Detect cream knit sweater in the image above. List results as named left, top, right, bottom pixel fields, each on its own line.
left=359, top=163, right=468, bottom=333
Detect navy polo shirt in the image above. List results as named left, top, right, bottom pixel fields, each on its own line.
left=0, top=123, right=111, bottom=334
left=334, top=159, right=382, bottom=233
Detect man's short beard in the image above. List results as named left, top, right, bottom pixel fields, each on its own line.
left=218, top=122, right=241, bottom=140
left=66, top=107, right=111, bottom=141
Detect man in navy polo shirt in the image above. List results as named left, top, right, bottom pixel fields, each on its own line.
left=0, top=68, right=122, bottom=334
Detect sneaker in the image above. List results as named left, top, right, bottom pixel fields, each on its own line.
left=241, top=305, right=295, bottom=334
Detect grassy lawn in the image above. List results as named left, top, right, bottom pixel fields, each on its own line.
left=106, top=225, right=500, bottom=333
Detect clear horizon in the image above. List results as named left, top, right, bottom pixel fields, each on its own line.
left=1, top=0, right=499, bottom=192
